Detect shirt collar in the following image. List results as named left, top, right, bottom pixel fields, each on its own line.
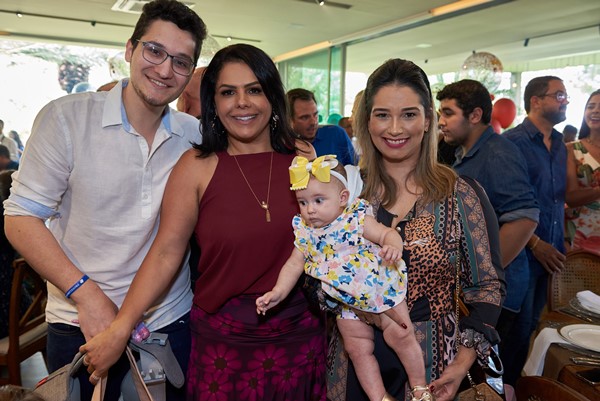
left=101, top=78, right=183, bottom=137
left=521, top=117, right=562, bottom=142
left=459, top=126, right=495, bottom=160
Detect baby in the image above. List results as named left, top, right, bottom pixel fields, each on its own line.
left=256, top=155, right=433, bottom=401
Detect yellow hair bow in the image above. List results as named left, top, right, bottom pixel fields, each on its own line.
left=289, top=155, right=339, bottom=190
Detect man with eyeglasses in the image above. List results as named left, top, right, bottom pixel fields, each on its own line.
left=499, top=76, right=568, bottom=386
left=4, top=1, right=206, bottom=400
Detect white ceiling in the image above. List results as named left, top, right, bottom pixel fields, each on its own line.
left=0, top=0, right=599, bottom=75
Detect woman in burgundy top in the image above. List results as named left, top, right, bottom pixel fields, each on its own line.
left=82, top=44, right=326, bottom=400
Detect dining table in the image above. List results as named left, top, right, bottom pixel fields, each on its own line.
left=524, top=308, right=600, bottom=400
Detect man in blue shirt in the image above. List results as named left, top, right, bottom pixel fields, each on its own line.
left=287, top=88, right=356, bottom=165
left=501, top=76, right=568, bottom=385
left=438, top=78, right=538, bottom=282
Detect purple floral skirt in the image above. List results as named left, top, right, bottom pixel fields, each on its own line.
left=187, top=290, right=327, bottom=401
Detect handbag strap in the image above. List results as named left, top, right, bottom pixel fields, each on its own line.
left=90, top=345, right=154, bottom=401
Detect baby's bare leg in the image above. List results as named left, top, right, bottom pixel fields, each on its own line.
left=337, top=318, right=386, bottom=401
left=380, top=301, right=428, bottom=396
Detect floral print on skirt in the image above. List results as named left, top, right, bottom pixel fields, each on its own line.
left=187, top=290, right=327, bottom=401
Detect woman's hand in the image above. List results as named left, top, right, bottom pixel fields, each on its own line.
left=429, top=362, right=466, bottom=401
left=79, top=321, right=131, bottom=383
left=430, top=346, right=476, bottom=401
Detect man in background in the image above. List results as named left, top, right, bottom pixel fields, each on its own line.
left=287, top=88, right=356, bottom=165
left=562, top=124, right=577, bottom=143
left=438, top=81, right=540, bottom=372
left=0, top=120, right=19, bottom=162
left=177, top=66, right=205, bottom=119
left=0, top=145, right=18, bottom=170
left=4, top=1, right=207, bottom=399
left=501, top=76, right=569, bottom=385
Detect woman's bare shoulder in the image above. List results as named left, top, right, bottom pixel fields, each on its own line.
left=171, top=149, right=218, bottom=192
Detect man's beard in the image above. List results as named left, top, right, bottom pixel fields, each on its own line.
left=543, top=109, right=567, bottom=125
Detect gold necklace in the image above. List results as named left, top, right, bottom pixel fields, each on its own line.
left=232, top=151, right=273, bottom=222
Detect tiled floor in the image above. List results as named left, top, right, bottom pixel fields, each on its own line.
left=18, top=352, right=48, bottom=389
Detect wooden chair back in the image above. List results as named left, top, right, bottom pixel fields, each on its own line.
left=516, top=376, right=591, bottom=401
left=0, top=258, right=48, bottom=385
left=548, top=250, right=600, bottom=311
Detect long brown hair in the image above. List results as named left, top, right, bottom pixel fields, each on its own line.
left=357, top=59, right=456, bottom=207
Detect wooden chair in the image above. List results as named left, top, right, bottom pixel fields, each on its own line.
left=0, top=258, right=48, bottom=385
left=516, top=376, right=591, bottom=401
left=547, top=250, right=600, bottom=311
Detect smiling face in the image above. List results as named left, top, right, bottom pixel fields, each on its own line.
left=125, top=20, right=196, bottom=112
left=585, top=94, right=600, bottom=135
left=214, top=62, right=272, bottom=148
left=296, top=177, right=348, bottom=228
left=367, top=84, right=430, bottom=168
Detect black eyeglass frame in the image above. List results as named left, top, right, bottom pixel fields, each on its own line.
left=538, top=91, right=570, bottom=103
left=135, top=40, right=195, bottom=77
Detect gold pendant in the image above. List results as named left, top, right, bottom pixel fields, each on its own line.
left=261, top=202, right=271, bottom=222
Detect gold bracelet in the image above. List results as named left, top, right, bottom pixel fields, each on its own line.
left=529, top=236, right=541, bottom=250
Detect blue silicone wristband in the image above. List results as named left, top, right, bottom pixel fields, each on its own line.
left=65, top=274, right=89, bottom=299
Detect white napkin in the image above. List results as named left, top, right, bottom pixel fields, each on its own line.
left=522, top=327, right=569, bottom=376
left=577, top=290, right=600, bottom=314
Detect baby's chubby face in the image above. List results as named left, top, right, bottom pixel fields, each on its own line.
left=295, top=177, right=348, bottom=228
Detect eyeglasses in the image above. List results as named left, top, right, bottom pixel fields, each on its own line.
left=136, top=40, right=194, bottom=76
left=538, top=91, right=570, bottom=103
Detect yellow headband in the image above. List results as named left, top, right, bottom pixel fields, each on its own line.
left=289, top=154, right=347, bottom=190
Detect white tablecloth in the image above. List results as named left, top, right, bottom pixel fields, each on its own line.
left=522, top=327, right=569, bottom=376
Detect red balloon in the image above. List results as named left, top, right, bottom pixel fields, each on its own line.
left=491, top=118, right=502, bottom=134
left=492, top=98, right=517, bottom=129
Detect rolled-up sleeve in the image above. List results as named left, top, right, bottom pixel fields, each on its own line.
left=4, top=101, right=72, bottom=219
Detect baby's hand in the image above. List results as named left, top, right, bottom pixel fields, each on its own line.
left=256, top=291, right=281, bottom=315
left=379, top=245, right=403, bottom=263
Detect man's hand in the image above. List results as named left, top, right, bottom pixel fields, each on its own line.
left=531, top=239, right=566, bottom=274
left=73, top=285, right=118, bottom=341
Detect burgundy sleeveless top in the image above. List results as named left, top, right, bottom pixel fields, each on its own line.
left=193, top=151, right=298, bottom=313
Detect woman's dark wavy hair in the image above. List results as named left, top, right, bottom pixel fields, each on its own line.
left=195, top=44, right=297, bottom=157
left=578, top=89, right=600, bottom=139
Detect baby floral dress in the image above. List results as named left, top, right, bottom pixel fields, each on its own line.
left=293, top=198, right=407, bottom=319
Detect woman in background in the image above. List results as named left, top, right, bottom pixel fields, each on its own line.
left=565, top=89, right=600, bottom=255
